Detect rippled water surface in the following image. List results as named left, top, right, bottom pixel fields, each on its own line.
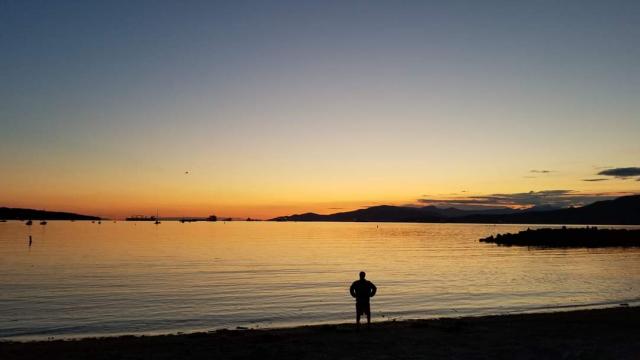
left=1, top=221, right=639, bottom=340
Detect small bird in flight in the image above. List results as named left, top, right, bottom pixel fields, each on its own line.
left=184, top=171, right=190, bottom=175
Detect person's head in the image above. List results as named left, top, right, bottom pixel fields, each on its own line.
left=359, top=271, right=366, bottom=280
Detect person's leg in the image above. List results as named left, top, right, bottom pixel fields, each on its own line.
left=356, top=304, right=361, bottom=327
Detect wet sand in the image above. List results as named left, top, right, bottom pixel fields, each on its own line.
left=1, top=307, right=638, bottom=359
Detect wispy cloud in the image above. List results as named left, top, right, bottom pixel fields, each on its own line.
left=530, top=169, right=553, bottom=174
left=582, top=178, right=609, bottom=182
left=418, top=190, right=629, bottom=209
left=597, top=167, right=640, bottom=179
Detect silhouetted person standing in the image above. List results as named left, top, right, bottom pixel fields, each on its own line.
left=350, top=271, right=377, bottom=327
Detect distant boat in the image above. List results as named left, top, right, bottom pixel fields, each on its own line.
left=180, top=218, right=200, bottom=223
left=154, top=210, right=161, bottom=225
left=206, top=215, right=218, bottom=222
left=97, top=220, right=101, bottom=224
left=40, top=220, right=47, bottom=225
left=26, top=220, right=33, bottom=225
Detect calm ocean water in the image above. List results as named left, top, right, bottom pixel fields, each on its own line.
left=1, top=221, right=639, bottom=340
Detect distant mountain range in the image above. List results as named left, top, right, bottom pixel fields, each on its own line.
left=4, top=195, right=639, bottom=224
left=0, top=207, right=101, bottom=221
left=271, top=195, right=640, bottom=225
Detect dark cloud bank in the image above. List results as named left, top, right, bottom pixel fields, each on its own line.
left=597, top=167, right=640, bottom=178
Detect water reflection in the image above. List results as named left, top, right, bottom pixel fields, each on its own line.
left=0, top=221, right=638, bottom=339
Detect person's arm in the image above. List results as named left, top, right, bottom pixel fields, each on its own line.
left=370, top=282, right=377, bottom=298
left=350, top=282, right=357, bottom=298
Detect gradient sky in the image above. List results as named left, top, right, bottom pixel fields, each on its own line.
left=1, top=0, right=639, bottom=219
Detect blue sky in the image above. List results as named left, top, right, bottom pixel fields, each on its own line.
left=1, top=0, right=639, bottom=217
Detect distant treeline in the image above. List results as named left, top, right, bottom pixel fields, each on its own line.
left=0, top=207, right=101, bottom=221
left=480, top=227, right=640, bottom=248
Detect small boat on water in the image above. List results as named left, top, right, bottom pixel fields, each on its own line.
left=26, top=220, right=33, bottom=225
left=180, top=218, right=199, bottom=223
left=154, top=210, right=161, bottom=225
left=40, top=220, right=47, bottom=225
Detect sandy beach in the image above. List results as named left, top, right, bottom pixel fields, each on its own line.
left=1, top=306, right=638, bottom=360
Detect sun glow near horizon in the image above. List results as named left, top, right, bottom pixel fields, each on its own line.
left=1, top=1, right=639, bottom=219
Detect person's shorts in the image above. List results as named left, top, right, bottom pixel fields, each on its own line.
left=356, top=301, right=370, bottom=315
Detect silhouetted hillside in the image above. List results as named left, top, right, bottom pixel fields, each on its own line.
left=0, top=207, right=101, bottom=221
left=419, top=206, right=520, bottom=218
left=460, top=195, right=640, bottom=225
left=271, top=195, right=640, bottom=225
left=272, top=206, right=441, bottom=222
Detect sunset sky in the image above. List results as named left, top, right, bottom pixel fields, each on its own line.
left=1, top=1, right=639, bottom=219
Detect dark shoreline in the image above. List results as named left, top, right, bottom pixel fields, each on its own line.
left=2, top=306, right=638, bottom=359
left=0, top=208, right=100, bottom=221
